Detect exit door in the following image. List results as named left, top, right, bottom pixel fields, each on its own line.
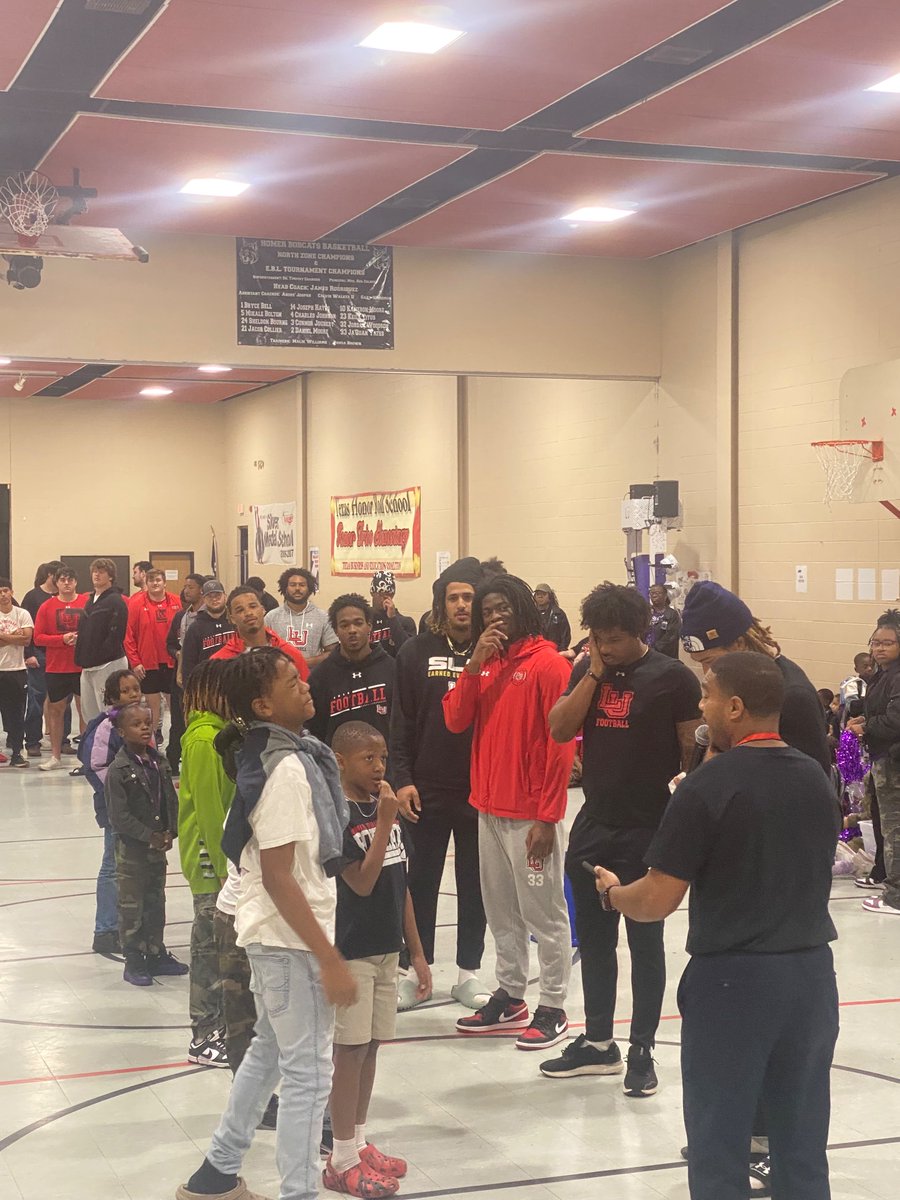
left=150, top=550, right=195, bottom=597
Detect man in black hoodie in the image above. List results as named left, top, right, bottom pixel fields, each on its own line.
left=306, top=594, right=395, bottom=746
left=75, top=558, right=129, bottom=722
left=180, top=581, right=234, bottom=684
left=391, top=557, right=489, bottom=1011
left=369, top=570, right=416, bottom=657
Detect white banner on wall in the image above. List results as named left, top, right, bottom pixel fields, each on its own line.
left=253, top=502, right=297, bottom=566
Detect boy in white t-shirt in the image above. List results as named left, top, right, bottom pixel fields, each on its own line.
left=178, top=648, right=357, bottom=1200
left=0, top=578, right=35, bottom=768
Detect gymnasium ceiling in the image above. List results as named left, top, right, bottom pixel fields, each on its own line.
left=1, top=0, right=900, bottom=259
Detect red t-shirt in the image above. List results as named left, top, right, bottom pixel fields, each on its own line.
left=33, top=594, right=88, bottom=674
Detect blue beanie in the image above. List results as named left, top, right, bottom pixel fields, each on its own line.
left=681, top=581, right=753, bottom=652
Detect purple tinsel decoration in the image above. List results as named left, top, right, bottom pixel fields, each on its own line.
left=837, top=728, right=866, bottom=784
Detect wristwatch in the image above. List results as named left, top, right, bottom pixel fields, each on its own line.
left=600, top=885, right=617, bottom=912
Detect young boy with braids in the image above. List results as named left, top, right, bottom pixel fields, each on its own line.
left=177, top=647, right=356, bottom=1200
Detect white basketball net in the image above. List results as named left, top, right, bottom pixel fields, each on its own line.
left=0, top=171, right=59, bottom=241
left=812, top=441, right=873, bottom=505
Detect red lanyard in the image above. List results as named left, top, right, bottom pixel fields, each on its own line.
left=736, top=732, right=782, bottom=746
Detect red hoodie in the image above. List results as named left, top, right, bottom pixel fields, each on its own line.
left=443, top=635, right=575, bottom=823
left=212, top=628, right=309, bottom=680
left=124, top=591, right=182, bottom=670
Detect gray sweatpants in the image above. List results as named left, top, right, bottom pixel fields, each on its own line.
left=478, top=812, right=571, bottom=1009
left=80, top=657, right=128, bottom=722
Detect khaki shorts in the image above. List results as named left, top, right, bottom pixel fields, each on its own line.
left=334, top=953, right=400, bottom=1046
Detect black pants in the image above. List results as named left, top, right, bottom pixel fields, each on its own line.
left=405, top=788, right=486, bottom=970
left=167, top=680, right=185, bottom=773
left=566, top=812, right=665, bottom=1047
left=680, top=945, right=839, bottom=1200
left=871, top=791, right=886, bottom=883
left=0, top=669, right=27, bottom=756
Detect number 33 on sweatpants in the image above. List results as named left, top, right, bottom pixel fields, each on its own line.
left=477, top=812, right=571, bottom=1010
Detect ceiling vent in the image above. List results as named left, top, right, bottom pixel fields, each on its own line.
left=645, top=43, right=711, bottom=66
left=84, top=0, right=156, bottom=14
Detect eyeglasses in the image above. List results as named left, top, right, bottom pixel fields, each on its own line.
left=871, top=640, right=899, bottom=649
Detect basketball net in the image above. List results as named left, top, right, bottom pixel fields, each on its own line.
left=811, top=440, right=881, bottom=505
left=0, top=170, right=59, bottom=246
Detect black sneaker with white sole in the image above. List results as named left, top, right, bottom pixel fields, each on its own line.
left=855, top=874, right=884, bottom=889
left=539, top=1034, right=623, bottom=1078
left=456, top=987, right=530, bottom=1034
left=748, top=1155, right=772, bottom=1195
left=515, top=1005, right=568, bottom=1050
left=187, top=1033, right=229, bottom=1068
left=623, top=1044, right=658, bottom=1096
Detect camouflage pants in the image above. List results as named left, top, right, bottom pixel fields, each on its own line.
left=190, top=891, right=223, bottom=1041
left=115, top=838, right=167, bottom=966
left=214, top=908, right=256, bottom=1074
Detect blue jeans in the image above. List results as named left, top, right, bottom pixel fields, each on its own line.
left=24, top=663, right=46, bottom=748
left=95, top=827, right=118, bottom=935
left=207, top=943, right=334, bottom=1200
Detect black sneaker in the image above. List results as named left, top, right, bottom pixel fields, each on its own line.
left=188, top=1033, right=229, bottom=1068
left=258, top=1094, right=279, bottom=1130
left=515, top=1005, right=569, bottom=1051
left=147, top=951, right=189, bottom=976
left=123, top=962, right=153, bottom=987
left=748, top=1156, right=772, bottom=1195
left=320, top=1110, right=333, bottom=1158
left=855, top=875, right=884, bottom=889
left=623, top=1044, right=658, bottom=1096
left=92, top=931, right=121, bottom=955
left=540, top=1034, right=623, bottom=1078
left=456, top=988, right=530, bottom=1034
left=9, top=754, right=29, bottom=769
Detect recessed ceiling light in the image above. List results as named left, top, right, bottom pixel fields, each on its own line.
left=561, top=206, right=636, bottom=223
left=867, top=72, right=900, bottom=93
left=0, top=357, right=11, bottom=365
left=180, top=178, right=250, bottom=197
left=140, top=386, right=173, bottom=397
left=197, top=364, right=232, bottom=373
left=359, top=21, right=464, bottom=54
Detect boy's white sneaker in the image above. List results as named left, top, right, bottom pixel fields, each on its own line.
left=39, top=756, right=63, bottom=772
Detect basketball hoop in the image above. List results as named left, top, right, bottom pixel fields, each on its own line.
left=811, top=439, right=883, bottom=505
left=0, top=171, right=59, bottom=247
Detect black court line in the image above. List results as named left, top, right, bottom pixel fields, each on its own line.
left=0, top=1017, right=191, bottom=1031
left=0, top=941, right=189, bottom=964
left=0, top=1066, right=199, bottom=1152
left=0, top=835, right=102, bottom=844
left=0, top=883, right=190, bottom=908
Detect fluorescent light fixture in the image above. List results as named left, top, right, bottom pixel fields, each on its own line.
left=0, top=356, right=11, bottom=365
left=197, top=364, right=232, bottom=373
left=359, top=21, right=464, bottom=54
left=561, top=206, right=636, bottom=223
left=140, top=386, right=173, bottom=397
left=867, top=72, right=900, bottom=93
left=180, top=178, right=250, bottom=197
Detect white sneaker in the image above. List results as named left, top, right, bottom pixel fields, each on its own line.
left=39, top=756, right=63, bottom=772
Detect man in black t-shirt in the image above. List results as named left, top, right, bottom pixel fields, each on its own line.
left=369, top=571, right=416, bottom=657
left=592, top=653, right=839, bottom=1200
left=543, top=584, right=701, bottom=1096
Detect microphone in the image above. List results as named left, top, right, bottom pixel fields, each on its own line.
left=689, top=724, right=710, bottom=773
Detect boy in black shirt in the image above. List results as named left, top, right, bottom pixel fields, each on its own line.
left=325, top=722, right=430, bottom=1199
left=544, top=584, right=700, bottom=1096
left=369, top=571, right=416, bottom=657
left=307, top=595, right=396, bottom=746
left=592, top=653, right=839, bottom=1200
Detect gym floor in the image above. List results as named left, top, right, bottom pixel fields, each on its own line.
left=0, top=768, right=896, bottom=1200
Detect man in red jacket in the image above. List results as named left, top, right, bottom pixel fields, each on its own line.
left=124, top=568, right=182, bottom=733
left=443, top=574, right=575, bottom=1053
left=212, top=586, right=308, bottom=680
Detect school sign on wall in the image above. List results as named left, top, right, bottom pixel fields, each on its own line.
left=330, top=487, right=421, bottom=578
left=253, top=502, right=296, bottom=566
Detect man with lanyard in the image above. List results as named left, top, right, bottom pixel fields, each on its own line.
left=370, top=570, right=416, bottom=657
left=212, top=586, right=308, bottom=680
left=592, top=652, right=839, bottom=1200
left=265, top=567, right=337, bottom=668
left=391, top=557, right=489, bottom=1011
left=544, top=583, right=701, bottom=1096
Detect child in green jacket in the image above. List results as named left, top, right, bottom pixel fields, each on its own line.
left=178, top=659, right=235, bottom=1068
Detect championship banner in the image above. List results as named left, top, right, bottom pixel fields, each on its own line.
left=330, top=486, right=421, bottom=578
left=253, top=501, right=297, bottom=566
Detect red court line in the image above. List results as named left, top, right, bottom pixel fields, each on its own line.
left=0, top=1060, right=191, bottom=1087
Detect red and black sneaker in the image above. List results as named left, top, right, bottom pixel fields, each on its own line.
left=455, top=987, right=530, bottom=1034
left=515, top=1005, right=569, bottom=1051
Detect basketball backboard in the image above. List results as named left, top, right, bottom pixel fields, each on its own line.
left=0, top=221, right=147, bottom=261
left=837, top=359, right=900, bottom=504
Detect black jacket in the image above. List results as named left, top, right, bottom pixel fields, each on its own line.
left=389, top=631, right=473, bottom=795
left=74, top=588, right=128, bottom=668
left=105, top=744, right=179, bottom=847
left=540, top=606, right=571, bottom=652
left=370, top=610, right=416, bottom=657
left=863, top=661, right=900, bottom=760
left=306, top=645, right=396, bottom=746
left=181, top=609, right=235, bottom=682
